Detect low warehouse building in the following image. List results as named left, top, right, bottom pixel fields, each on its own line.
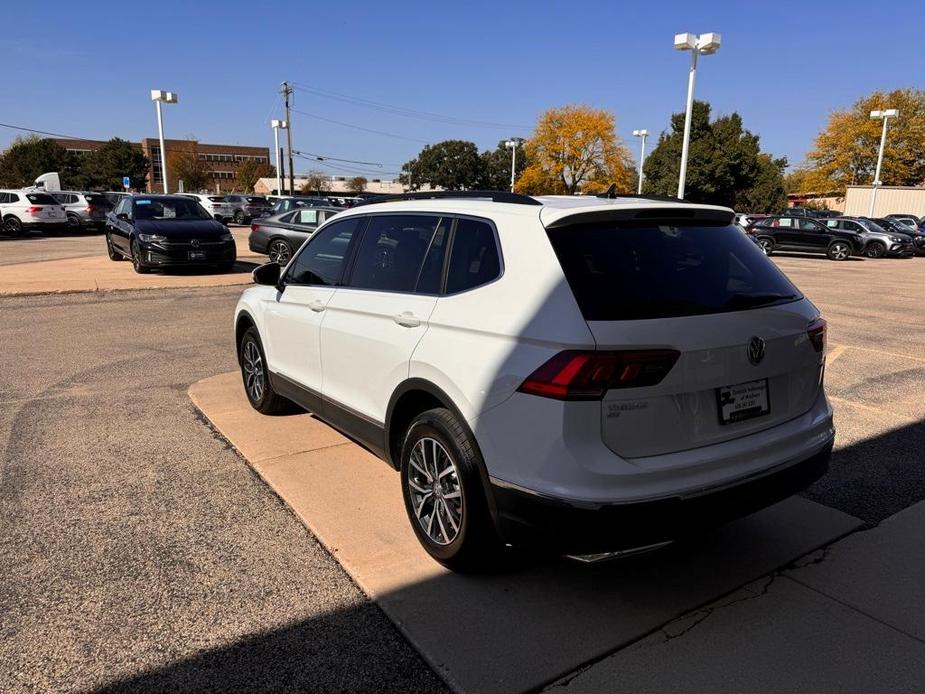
left=843, top=185, right=925, bottom=217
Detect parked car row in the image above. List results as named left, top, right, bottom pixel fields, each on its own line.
left=744, top=214, right=923, bottom=260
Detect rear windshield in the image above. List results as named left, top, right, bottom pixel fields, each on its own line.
left=85, top=194, right=113, bottom=209
left=246, top=196, right=267, bottom=204
left=547, top=222, right=801, bottom=320
left=27, top=193, right=59, bottom=205
left=207, top=196, right=226, bottom=202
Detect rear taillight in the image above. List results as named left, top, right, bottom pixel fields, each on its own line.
left=250, top=223, right=258, bottom=233
left=26, top=206, right=41, bottom=216
left=86, top=206, right=95, bottom=214
left=808, top=318, right=826, bottom=353
left=517, top=349, right=680, bottom=401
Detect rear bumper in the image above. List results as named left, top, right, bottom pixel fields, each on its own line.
left=490, top=442, right=831, bottom=554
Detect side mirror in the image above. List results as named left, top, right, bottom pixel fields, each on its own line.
left=253, top=261, right=281, bottom=287
left=117, top=213, right=129, bottom=221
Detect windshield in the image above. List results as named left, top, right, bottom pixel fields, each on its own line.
left=859, top=219, right=887, bottom=233
left=547, top=222, right=801, bottom=320
left=134, top=198, right=212, bottom=220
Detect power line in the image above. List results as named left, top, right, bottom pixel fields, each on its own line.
left=291, top=82, right=531, bottom=131
left=293, top=152, right=400, bottom=177
left=292, top=149, right=386, bottom=167
left=290, top=108, right=430, bottom=144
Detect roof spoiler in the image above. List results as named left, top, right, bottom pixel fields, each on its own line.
left=596, top=183, right=688, bottom=204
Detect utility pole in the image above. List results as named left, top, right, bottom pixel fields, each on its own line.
left=281, top=82, right=295, bottom=195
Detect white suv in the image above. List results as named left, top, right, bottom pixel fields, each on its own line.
left=178, top=193, right=235, bottom=221
left=234, top=192, right=834, bottom=570
left=0, top=189, right=67, bottom=236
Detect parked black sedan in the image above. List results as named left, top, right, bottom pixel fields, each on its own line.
left=248, top=206, right=341, bottom=264
left=745, top=215, right=865, bottom=260
left=104, top=195, right=236, bottom=274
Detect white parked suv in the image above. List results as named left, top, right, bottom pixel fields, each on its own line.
left=178, top=193, right=235, bottom=221
left=0, top=189, right=67, bottom=236
left=234, top=191, right=834, bottom=570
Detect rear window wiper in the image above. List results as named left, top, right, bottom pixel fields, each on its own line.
left=724, top=293, right=798, bottom=309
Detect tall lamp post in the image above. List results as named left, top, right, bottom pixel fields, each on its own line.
left=271, top=120, right=288, bottom=195
left=673, top=32, right=721, bottom=199
left=868, top=108, right=899, bottom=216
left=632, top=129, right=649, bottom=194
left=504, top=138, right=523, bottom=192
left=150, top=90, right=178, bottom=193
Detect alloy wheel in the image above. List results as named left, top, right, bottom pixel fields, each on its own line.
left=831, top=243, right=849, bottom=260
left=866, top=243, right=885, bottom=258
left=758, top=239, right=773, bottom=255
left=242, top=340, right=265, bottom=403
left=268, top=240, right=292, bottom=264
left=407, top=437, right=463, bottom=546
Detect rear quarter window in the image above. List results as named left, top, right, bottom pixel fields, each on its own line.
left=547, top=222, right=801, bottom=320
left=446, top=218, right=501, bottom=293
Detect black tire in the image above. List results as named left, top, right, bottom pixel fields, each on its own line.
left=757, top=237, right=774, bottom=256
left=234, top=210, right=245, bottom=225
left=400, top=408, right=502, bottom=572
left=106, top=233, right=124, bottom=261
left=131, top=239, right=150, bottom=274
left=865, top=242, right=886, bottom=259
left=3, top=216, right=23, bottom=237
left=267, top=238, right=294, bottom=265
left=239, top=326, right=292, bottom=414
left=66, top=213, right=82, bottom=231
left=827, top=240, right=851, bottom=261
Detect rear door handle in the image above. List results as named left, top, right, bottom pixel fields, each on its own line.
left=393, top=312, right=421, bottom=328
left=308, top=300, right=326, bottom=313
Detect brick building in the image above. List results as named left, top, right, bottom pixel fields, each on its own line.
left=54, top=137, right=270, bottom=193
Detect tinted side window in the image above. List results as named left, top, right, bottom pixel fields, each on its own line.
left=446, top=218, right=500, bottom=293
left=286, top=217, right=363, bottom=286
left=9, top=193, right=20, bottom=203
left=347, top=215, right=442, bottom=293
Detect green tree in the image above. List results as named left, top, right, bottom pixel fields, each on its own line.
left=803, top=88, right=925, bottom=195
left=346, top=176, right=367, bottom=193
left=0, top=136, right=79, bottom=188
left=80, top=138, right=149, bottom=191
left=478, top=140, right=527, bottom=190
left=168, top=140, right=210, bottom=192
left=400, top=140, right=482, bottom=191
left=643, top=101, right=786, bottom=210
left=237, top=159, right=276, bottom=193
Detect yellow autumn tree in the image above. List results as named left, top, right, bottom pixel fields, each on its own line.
left=803, top=88, right=925, bottom=195
left=515, top=105, right=634, bottom=195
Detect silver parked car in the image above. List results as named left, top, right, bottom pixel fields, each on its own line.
left=51, top=191, right=114, bottom=230
left=223, top=194, right=271, bottom=224
left=248, top=206, right=341, bottom=263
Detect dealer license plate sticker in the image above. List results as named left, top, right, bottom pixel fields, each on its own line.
left=717, top=378, right=769, bottom=424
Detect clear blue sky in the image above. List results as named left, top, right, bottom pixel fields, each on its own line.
left=3, top=0, right=921, bottom=179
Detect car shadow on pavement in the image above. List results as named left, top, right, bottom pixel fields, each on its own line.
left=803, top=417, right=925, bottom=524
left=150, top=261, right=260, bottom=277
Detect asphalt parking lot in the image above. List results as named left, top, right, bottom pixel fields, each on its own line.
left=1, top=236, right=923, bottom=690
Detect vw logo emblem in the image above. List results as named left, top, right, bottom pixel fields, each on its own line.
left=747, top=336, right=766, bottom=365
left=191, top=239, right=200, bottom=248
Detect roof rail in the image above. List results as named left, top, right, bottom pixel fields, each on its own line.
left=596, top=183, right=688, bottom=204
left=357, top=190, right=542, bottom=206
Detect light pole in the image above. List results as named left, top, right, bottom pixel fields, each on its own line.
left=504, top=138, right=522, bottom=192
left=868, top=108, right=899, bottom=216
left=271, top=120, right=288, bottom=195
left=632, top=129, right=649, bottom=194
left=150, top=90, right=178, bottom=193
left=673, top=32, right=721, bottom=199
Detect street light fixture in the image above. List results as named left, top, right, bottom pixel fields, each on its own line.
left=150, top=90, right=178, bottom=193
left=504, top=138, right=523, bottom=192
left=271, top=119, right=288, bottom=196
left=632, top=129, right=649, bottom=194
left=868, top=108, right=899, bottom=216
left=673, top=32, right=721, bottom=199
